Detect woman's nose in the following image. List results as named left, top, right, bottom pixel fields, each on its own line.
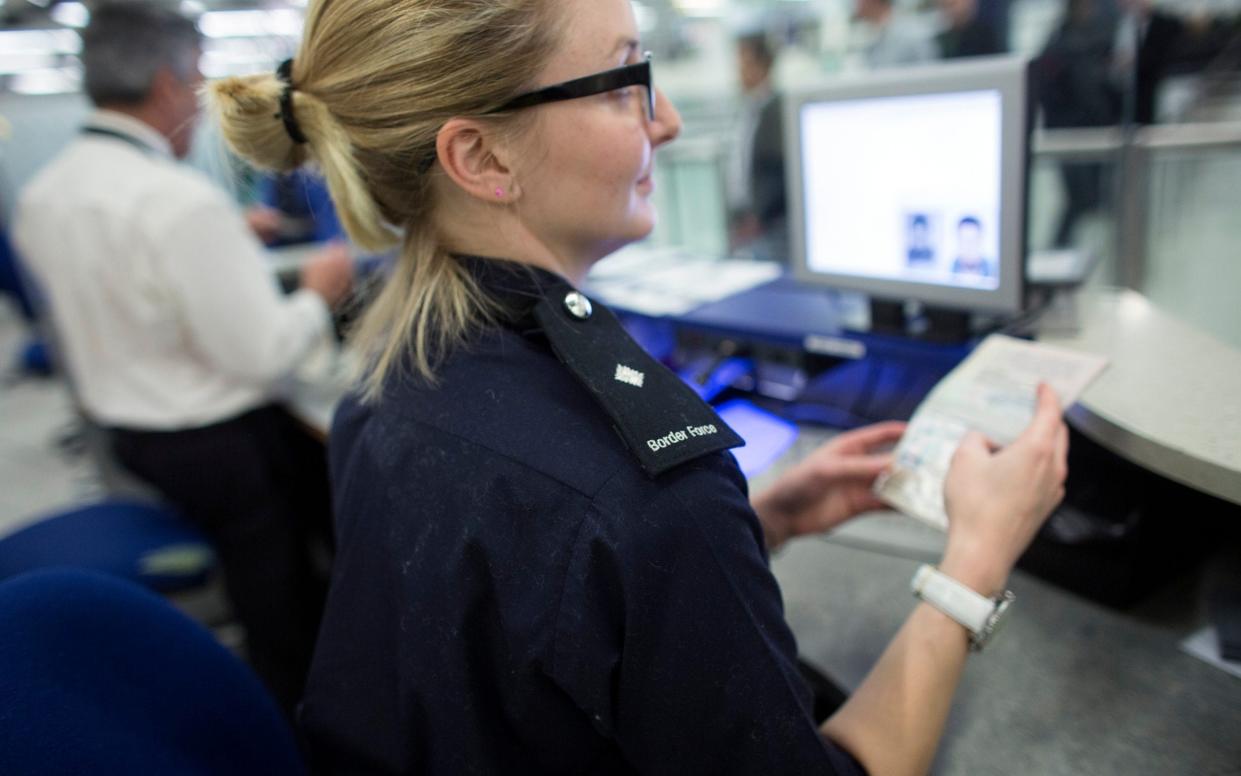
left=649, top=87, right=682, bottom=147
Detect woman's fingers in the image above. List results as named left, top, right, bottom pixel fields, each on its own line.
left=828, top=421, right=907, bottom=454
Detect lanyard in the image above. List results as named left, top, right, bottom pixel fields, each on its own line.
left=80, top=126, right=158, bottom=155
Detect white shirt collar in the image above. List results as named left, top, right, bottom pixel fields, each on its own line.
left=84, top=109, right=174, bottom=158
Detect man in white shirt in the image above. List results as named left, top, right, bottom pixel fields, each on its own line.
left=14, top=3, right=353, bottom=715
left=855, top=0, right=938, bottom=70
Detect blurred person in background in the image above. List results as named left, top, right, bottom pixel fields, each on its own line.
left=727, top=31, right=789, bottom=262
left=1036, top=0, right=1120, bottom=247
left=855, top=0, right=937, bottom=69
left=12, top=2, right=353, bottom=716
left=1113, top=0, right=1240, bottom=124
left=936, top=0, right=1005, bottom=59
left=977, top=0, right=1012, bottom=49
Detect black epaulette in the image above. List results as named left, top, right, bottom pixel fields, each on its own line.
left=531, top=279, right=744, bottom=477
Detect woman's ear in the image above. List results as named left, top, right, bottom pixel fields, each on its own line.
left=435, top=118, right=518, bottom=203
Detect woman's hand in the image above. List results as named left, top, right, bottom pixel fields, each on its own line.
left=940, top=383, right=1069, bottom=594
left=752, top=421, right=906, bottom=551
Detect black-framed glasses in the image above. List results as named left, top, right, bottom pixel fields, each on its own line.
left=489, top=52, right=655, bottom=121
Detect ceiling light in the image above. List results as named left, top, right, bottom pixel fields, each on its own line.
left=0, top=29, right=81, bottom=56
left=11, top=67, right=81, bottom=95
left=198, top=9, right=303, bottom=39
left=50, top=2, right=89, bottom=28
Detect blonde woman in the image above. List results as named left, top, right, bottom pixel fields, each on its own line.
left=211, top=0, right=1068, bottom=772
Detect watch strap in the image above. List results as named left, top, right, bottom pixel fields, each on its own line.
left=911, top=564, right=996, bottom=636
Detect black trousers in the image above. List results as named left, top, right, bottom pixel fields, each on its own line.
left=1055, top=162, right=1108, bottom=249
left=110, top=404, right=332, bottom=716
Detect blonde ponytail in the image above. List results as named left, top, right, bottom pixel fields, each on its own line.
left=205, top=0, right=561, bottom=396
left=349, top=231, right=496, bottom=400
left=207, top=73, right=398, bottom=252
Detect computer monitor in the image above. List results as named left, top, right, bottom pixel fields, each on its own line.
left=786, top=57, right=1031, bottom=315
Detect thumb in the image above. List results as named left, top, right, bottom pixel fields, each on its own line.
left=1030, top=382, right=1064, bottom=432
left=952, top=431, right=993, bottom=467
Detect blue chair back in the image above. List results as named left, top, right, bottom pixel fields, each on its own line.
left=0, top=499, right=215, bottom=592
left=0, top=568, right=306, bottom=775
left=19, top=336, right=53, bottom=376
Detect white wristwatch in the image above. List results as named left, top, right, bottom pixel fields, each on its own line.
left=911, top=564, right=1015, bottom=652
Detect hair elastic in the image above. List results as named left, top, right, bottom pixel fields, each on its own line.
left=275, top=59, right=308, bottom=145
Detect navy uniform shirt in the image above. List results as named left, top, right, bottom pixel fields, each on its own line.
left=301, top=259, right=865, bottom=775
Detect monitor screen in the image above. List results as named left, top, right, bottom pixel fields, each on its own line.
left=788, top=58, right=1029, bottom=314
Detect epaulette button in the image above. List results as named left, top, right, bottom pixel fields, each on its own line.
left=563, top=291, right=593, bottom=320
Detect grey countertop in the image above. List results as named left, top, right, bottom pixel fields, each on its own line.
left=755, top=427, right=1241, bottom=776
left=1040, top=288, right=1241, bottom=506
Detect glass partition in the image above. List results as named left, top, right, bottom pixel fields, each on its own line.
left=1143, top=141, right=1241, bottom=348
left=650, top=136, right=730, bottom=255
left=1028, top=128, right=1122, bottom=289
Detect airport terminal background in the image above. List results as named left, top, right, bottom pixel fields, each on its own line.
left=1, top=0, right=1239, bottom=773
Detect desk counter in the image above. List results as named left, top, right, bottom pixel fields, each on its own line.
left=1041, top=288, right=1241, bottom=506
left=754, top=427, right=1240, bottom=776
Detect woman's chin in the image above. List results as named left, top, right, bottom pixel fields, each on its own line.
left=628, top=203, right=657, bottom=239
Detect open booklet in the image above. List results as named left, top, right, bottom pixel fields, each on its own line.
left=874, top=334, right=1109, bottom=530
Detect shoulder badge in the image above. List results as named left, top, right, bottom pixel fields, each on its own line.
left=533, top=283, right=744, bottom=476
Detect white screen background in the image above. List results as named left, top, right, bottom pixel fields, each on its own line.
left=801, top=89, right=1003, bottom=290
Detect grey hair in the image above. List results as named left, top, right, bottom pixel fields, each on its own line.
left=81, top=2, right=202, bottom=107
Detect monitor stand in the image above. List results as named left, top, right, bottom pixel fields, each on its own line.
left=868, top=299, right=971, bottom=344
left=787, top=298, right=975, bottom=427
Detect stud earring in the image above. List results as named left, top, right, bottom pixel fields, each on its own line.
left=494, top=187, right=505, bottom=198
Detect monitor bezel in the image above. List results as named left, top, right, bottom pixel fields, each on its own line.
left=785, top=56, right=1031, bottom=315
